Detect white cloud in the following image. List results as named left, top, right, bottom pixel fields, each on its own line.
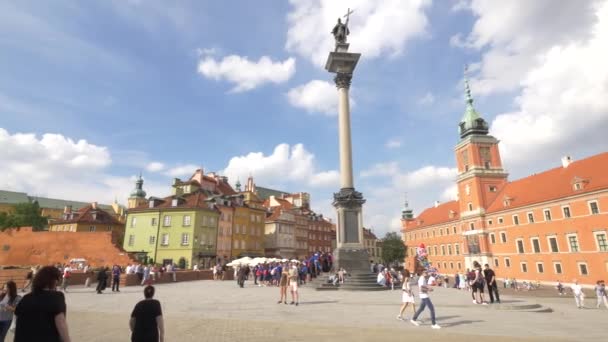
left=384, top=138, right=402, bottom=149
left=145, top=162, right=165, bottom=172
left=359, top=162, right=457, bottom=236
left=221, top=143, right=338, bottom=189
left=0, top=128, right=168, bottom=204
left=286, top=0, right=431, bottom=67
left=418, top=92, right=435, bottom=105
left=453, top=0, right=599, bottom=95
left=197, top=54, right=296, bottom=92
left=287, top=80, right=338, bottom=115
left=309, top=170, right=340, bottom=187
left=360, top=162, right=399, bottom=177
left=164, top=164, right=200, bottom=178
left=450, top=1, right=608, bottom=167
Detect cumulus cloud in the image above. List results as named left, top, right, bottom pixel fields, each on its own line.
left=450, top=1, right=608, bottom=167
left=145, top=162, right=165, bottom=172
left=286, top=80, right=338, bottom=115
left=0, top=128, right=168, bottom=204
left=453, top=0, right=599, bottom=95
left=286, top=0, right=431, bottom=67
left=491, top=2, right=608, bottom=166
left=221, top=143, right=339, bottom=189
left=359, top=162, right=458, bottom=235
left=197, top=54, right=296, bottom=92
left=164, top=164, right=201, bottom=178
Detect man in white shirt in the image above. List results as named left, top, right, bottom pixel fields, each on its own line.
left=410, top=270, right=441, bottom=329
left=570, top=279, right=585, bottom=308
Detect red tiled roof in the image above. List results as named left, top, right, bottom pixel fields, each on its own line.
left=131, top=191, right=215, bottom=211
left=410, top=201, right=460, bottom=228
left=53, top=205, right=122, bottom=225
left=487, top=152, right=608, bottom=213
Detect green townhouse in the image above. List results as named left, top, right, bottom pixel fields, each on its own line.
left=124, top=192, right=219, bottom=269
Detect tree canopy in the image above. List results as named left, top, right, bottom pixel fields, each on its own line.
left=0, top=201, right=48, bottom=231
left=381, top=231, right=406, bottom=266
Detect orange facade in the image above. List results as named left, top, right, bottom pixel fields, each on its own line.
left=402, top=97, right=608, bottom=286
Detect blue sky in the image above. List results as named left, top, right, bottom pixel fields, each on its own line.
left=1, top=0, right=607, bottom=236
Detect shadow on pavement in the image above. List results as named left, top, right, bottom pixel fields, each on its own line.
left=440, top=320, right=485, bottom=327
left=300, top=301, right=340, bottom=305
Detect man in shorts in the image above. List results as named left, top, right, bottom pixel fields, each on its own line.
left=288, top=263, right=299, bottom=306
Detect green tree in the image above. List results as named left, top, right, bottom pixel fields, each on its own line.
left=0, top=201, right=48, bottom=231
left=381, top=232, right=406, bottom=266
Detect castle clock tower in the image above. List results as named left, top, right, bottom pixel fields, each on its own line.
left=455, top=73, right=508, bottom=266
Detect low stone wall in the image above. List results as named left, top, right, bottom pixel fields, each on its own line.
left=0, top=268, right=235, bottom=288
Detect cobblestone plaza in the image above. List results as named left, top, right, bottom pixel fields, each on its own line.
left=7, top=280, right=603, bottom=341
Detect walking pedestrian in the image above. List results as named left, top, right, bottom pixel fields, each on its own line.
left=96, top=267, right=109, bottom=294
left=396, top=269, right=416, bottom=321
left=570, top=279, right=585, bottom=308
left=0, top=281, right=21, bottom=342
left=130, top=285, right=164, bottom=342
left=141, top=265, right=150, bottom=286
left=21, top=266, right=37, bottom=293
left=410, top=270, right=441, bottom=329
left=61, top=265, right=72, bottom=292
left=483, top=264, right=500, bottom=304
left=13, top=266, right=71, bottom=342
left=112, top=265, right=121, bottom=292
left=594, top=280, right=607, bottom=309
left=471, top=262, right=487, bottom=305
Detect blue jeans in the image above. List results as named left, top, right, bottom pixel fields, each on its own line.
left=0, top=319, right=12, bottom=342
left=412, top=298, right=436, bottom=325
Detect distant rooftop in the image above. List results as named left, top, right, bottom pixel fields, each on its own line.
left=0, top=189, right=115, bottom=211
left=255, top=186, right=290, bottom=200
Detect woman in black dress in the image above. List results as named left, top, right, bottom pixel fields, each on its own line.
left=14, top=266, right=71, bottom=342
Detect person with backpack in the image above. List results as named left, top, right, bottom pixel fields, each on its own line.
left=471, top=261, right=487, bottom=305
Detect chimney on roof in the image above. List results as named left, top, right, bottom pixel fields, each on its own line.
left=562, top=155, right=573, bottom=168
left=64, top=205, right=72, bottom=214
left=91, top=202, right=97, bottom=209
left=434, top=200, right=440, bottom=208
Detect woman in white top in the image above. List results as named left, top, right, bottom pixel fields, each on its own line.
left=396, top=269, right=416, bottom=321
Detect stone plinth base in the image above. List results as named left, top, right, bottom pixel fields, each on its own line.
left=334, top=247, right=370, bottom=273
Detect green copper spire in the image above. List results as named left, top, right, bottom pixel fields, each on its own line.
left=235, top=179, right=242, bottom=192
left=130, top=174, right=147, bottom=198
left=401, top=193, right=414, bottom=220
left=459, top=66, right=488, bottom=139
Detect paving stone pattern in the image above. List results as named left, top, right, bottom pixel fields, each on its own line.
left=6, top=280, right=605, bottom=341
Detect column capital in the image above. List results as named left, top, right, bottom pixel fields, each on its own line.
left=333, top=187, right=365, bottom=209
left=334, top=73, right=353, bottom=89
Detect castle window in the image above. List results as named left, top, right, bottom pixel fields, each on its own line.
left=543, top=209, right=552, bottom=221
left=498, top=217, right=504, bottom=224
left=527, top=212, right=535, bottom=223
left=589, top=201, right=600, bottom=215
left=500, top=232, right=507, bottom=243
left=578, top=263, right=588, bottom=276
left=516, top=239, right=525, bottom=253
left=130, top=217, right=137, bottom=227
left=468, top=203, right=473, bottom=211
left=128, top=235, right=135, bottom=246
left=489, top=185, right=497, bottom=192
left=521, top=262, right=528, bottom=273
left=513, top=215, right=519, bottom=225
left=554, top=262, right=562, bottom=274
left=567, top=234, right=579, bottom=252
left=548, top=236, right=559, bottom=253
left=562, top=206, right=571, bottom=218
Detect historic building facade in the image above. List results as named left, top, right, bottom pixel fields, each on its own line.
left=363, top=228, right=382, bottom=264
left=49, top=202, right=125, bottom=244
left=402, top=80, right=608, bottom=285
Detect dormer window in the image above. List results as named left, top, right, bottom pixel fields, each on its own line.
left=489, top=186, right=497, bottom=192
left=574, top=182, right=582, bottom=191
left=171, top=198, right=179, bottom=207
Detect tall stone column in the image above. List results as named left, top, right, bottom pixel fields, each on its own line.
left=326, top=42, right=369, bottom=273
left=335, top=73, right=354, bottom=189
